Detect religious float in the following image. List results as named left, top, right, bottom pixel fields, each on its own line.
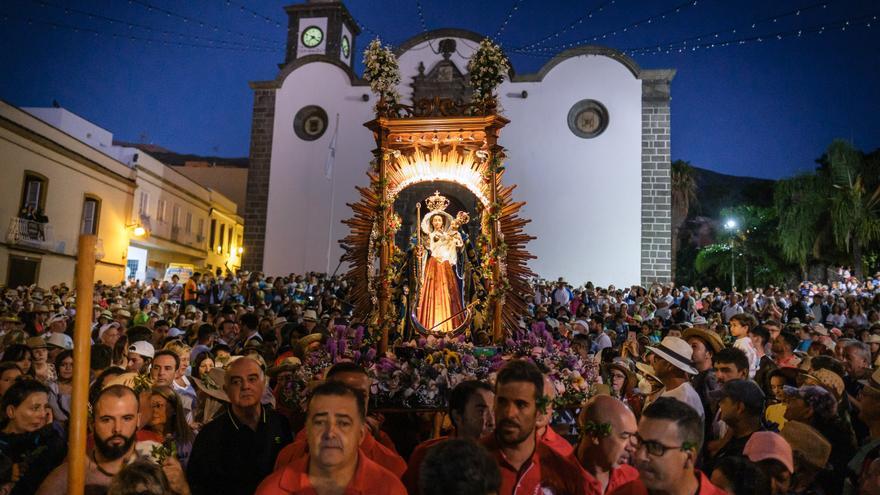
left=277, top=40, right=603, bottom=419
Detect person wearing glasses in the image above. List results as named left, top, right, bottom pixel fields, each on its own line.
left=576, top=395, right=640, bottom=494
left=609, top=397, right=726, bottom=495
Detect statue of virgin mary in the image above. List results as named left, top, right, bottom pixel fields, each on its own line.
left=414, top=192, right=468, bottom=334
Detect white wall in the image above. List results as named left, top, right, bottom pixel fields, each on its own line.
left=266, top=38, right=643, bottom=286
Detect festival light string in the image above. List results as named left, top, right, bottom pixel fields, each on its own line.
left=0, top=13, right=279, bottom=52
left=415, top=0, right=429, bottom=33
left=507, top=11, right=876, bottom=58
left=23, top=0, right=278, bottom=50
left=620, top=1, right=832, bottom=55
left=624, top=12, right=876, bottom=56
left=126, top=0, right=279, bottom=45
left=493, top=0, right=524, bottom=41
left=519, top=0, right=701, bottom=53
left=219, top=0, right=282, bottom=28
left=515, top=0, right=618, bottom=51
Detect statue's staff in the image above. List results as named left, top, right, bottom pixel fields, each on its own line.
left=428, top=301, right=477, bottom=333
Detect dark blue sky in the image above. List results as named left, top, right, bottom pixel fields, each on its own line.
left=1, top=0, right=878, bottom=179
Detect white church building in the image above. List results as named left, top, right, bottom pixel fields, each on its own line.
left=242, top=0, right=674, bottom=287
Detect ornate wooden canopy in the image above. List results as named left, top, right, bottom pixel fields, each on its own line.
left=340, top=98, right=535, bottom=351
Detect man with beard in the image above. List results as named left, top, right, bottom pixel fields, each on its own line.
left=577, top=395, right=640, bottom=494
left=610, top=397, right=725, bottom=495
left=37, top=384, right=189, bottom=495
left=187, top=356, right=292, bottom=495
left=255, top=381, right=406, bottom=494
left=482, top=359, right=593, bottom=495
left=403, top=380, right=495, bottom=494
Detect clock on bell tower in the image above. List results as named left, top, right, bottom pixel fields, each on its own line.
left=283, top=0, right=361, bottom=68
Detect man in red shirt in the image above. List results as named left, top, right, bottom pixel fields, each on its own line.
left=577, top=395, right=640, bottom=494
left=403, top=380, right=495, bottom=494
left=274, top=362, right=406, bottom=477
left=610, top=398, right=725, bottom=495
left=482, top=359, right=596, bottom=495
left=256, top=381, right=406, bottom=495
left=538, top=376, right=575, bottom=458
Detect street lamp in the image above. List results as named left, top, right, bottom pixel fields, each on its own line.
left=724, top=219, right=737, bottom=290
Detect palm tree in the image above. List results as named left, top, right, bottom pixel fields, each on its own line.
left=671, top=160, right=698, bottom=282
left=775, top=140, right=880, bottom=279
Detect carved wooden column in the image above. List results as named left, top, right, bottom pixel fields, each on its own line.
left=376, top=121, right=392, bottom=355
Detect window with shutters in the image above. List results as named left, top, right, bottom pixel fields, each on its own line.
left=172, top=204, right=181, bottom=228
left=157, top=199, right=167, bottom=222
left=185, top=212, right=193, bottom=233
left=138, top=191, right=151, bottom=217
left=219, top=224, right=226, bottom=253
left=209, top=219, right=216, bottom=248
left=19, top=172, right=48, bottom=213
left=81, top=196, right=100, bottom=235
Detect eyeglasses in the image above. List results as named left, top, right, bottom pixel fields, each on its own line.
left=633, top=434, right=692, bottom=457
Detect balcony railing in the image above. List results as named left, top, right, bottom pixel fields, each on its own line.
left=6, top=217, right=54, bottom=249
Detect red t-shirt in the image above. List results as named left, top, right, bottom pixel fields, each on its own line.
left=608, top=470, right=727, bottom=495
left=540, top=426, right=575, bottom=458
left=481, top=433, right=599, bottom=495
left=275, top=428, right=406, bottom=478
left=255, top=452, right=406, bottom=495
left=402, top=436, right=449, bottom=495
left=584, top=464, right=641, bottom=494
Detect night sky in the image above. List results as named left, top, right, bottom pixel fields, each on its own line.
left=1, top=0, right=878, bottom=179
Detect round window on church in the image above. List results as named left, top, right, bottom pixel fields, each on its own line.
left=293, top=105, right=329, bottom=141
left=567, top=99, right=609, bottom=139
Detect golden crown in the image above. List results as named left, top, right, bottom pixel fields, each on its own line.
left=425, top=191, right=450, bottom=211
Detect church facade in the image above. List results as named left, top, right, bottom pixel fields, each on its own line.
left=243, top=0, right=674, bottom=286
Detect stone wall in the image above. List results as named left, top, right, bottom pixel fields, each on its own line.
left=641, top=71, right=674, bottom=285
left=242, top=86, right=276, bottom=272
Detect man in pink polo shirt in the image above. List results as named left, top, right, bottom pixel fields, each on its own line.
left=256, top=381, right=405, bottom=495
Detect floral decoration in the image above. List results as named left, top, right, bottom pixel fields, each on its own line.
left=363, top=38, right=401, bottom=109
left=467, top=39, right=510, bottom=105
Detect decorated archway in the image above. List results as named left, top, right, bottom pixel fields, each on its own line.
left=341, top=39, right=535, bottom=352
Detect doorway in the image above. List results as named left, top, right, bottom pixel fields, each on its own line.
left=7, top=255, right=40, bottom=287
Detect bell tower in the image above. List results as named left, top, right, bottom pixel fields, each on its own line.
left=283, top=0, right=361, bottom=68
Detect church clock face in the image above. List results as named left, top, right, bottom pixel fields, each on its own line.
left=341, top=35, right=351, bottom=58
left=293, top=105, right=328, bottom=141
left=567, top=99, right=609, bottom=139
left=301, top=26, right=324, bottom=48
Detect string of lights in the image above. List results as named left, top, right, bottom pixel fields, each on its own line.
left=520, top=0, right=701, bottom=53
left=507, top=11, right=875, bottom=59
left=620, top=1, right=832, bottom=54
left=218, top=0, right=282, bottom=28
left=0, top=13, right=280, bottom=52
left=623, top=12, right=876, bottom=56
left=126, top=0, right=279, bottom=45
left=24, top=0, right=278, bottom=50
left=515, top=0, right=618, bottom=51
left=415, top=0, right=429, bottom=33
left=493, top=0, right=523, bottom=41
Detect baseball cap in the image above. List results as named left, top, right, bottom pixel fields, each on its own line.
left=743, top=431, right=793, bottom=473
left=709, top=379, right=765, bottom=413
left=128, top=341, right=155, bottom=359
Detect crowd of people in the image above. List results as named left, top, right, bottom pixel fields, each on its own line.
left=1, top=269, right=880, bottom=495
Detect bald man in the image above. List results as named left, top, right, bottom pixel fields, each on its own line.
left=576, top=395, right=640, bottom=494
left=537, top=376, right=575, bottom=458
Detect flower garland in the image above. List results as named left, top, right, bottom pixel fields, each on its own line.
left=467, top=39, right=510, bottom=105
left=363, top=39, right=401, bottom=109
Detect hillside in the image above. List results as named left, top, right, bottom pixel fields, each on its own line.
left=690, top=166, right=776, bottom=218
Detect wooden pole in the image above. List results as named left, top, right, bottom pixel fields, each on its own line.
left=489, top=152, right=503, bottom=343
left=69, top=234, right=96, bottom=495
left=377, top=139, right=390, bottom=355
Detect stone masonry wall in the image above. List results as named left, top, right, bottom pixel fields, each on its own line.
left=641, top=75, right=673, bottom=285
left=242, top=87, right=276, bottom=272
